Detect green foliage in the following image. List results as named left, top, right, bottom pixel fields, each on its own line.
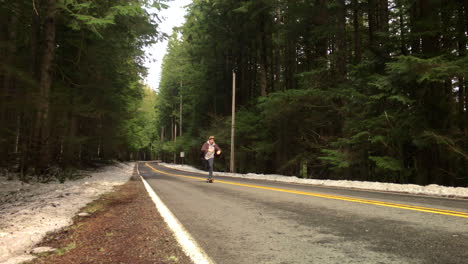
left=369, top=156, right=403, bottom=172
left=152, top=0, right=467, bottom=186
left=386, top=56, right=468, bottom=84
left=0, top=0, right=166, bottom=174
left=319, top=150, right=350, bottom=169
left=422, top=131, right=468, bottom=160
left=124, top=86, right=158, bottom=152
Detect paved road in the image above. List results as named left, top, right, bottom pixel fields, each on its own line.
left=138, top=162, right=468, bottom=264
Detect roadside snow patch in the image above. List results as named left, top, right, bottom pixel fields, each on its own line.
left=0, top=162, right=134, bottom=264
left=160, top=163, right=468, bottom=198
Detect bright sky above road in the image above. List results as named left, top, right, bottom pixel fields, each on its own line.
left=144, top=0, right=192, bottom=91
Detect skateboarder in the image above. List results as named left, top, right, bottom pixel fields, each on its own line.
left=201, top=136, right=221, bottom=182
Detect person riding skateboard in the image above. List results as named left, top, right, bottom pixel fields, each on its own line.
left=201, top=136, right=221, bottom=182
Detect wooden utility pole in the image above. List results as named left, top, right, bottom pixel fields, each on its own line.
left=174, top=122, right=177, bottom=163
left=230, top=71, right=236, bottom=172
left=180, top=81, right=183, bottom=137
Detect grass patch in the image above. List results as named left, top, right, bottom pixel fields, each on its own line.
left=84, top=201, right=104, bottom=214
left=72, top=222, right=85, bottom=230
left=55, top=242, right=77, bottom=256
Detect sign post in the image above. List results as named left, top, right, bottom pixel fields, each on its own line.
left=230, top=71, right=236, bottom=173
left=180, top=152, right=185, bottom=164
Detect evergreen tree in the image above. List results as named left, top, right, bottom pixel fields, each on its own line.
left=155, top=0, right=467, bottom=186
left=0, top=0, right=166, bottom=179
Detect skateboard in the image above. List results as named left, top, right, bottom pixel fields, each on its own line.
left=206, top=179, right=214, bottom=183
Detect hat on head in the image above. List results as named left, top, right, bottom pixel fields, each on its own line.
left=209, top=136, right=215, bottom=140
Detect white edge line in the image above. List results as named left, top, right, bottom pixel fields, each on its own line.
left=136, top=163, right=214, bottom=264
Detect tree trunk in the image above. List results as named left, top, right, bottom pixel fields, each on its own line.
left=463, top=0, right=468, bottom=32
left=0, top=3, right=20, bottom=165
left=409, top=2, right=421, bottom=54
left=259, top=59, right=268, bottom=97
left=415, top=0, right=444, bottom=185
left=2, top=6, right=18, bottom=100
left=368, top=0, right=376, bottom=49
left=352, top=0, right=362, bottom=63
left=257, top=2, right=269, bottom=97
left=419, top=0, right=439, bottom=57
left=457, top=1, right=467, bottom=57
left=258, top=36, right=268, bottom=96
left=274, top=6, right=282, bottom=92
left=398, top=0, right=408, bottom=55
left=457, top=1, right=467, bottom=133
left=316, top=0, right=328, bottom=59
left=379, top=0, right=390, bottom=57
left=18, top=8, right=41, bottom=175
left=34, top=0, right=57, bottom=171
left=335, top=0, right=347, bottom=80
left=458, top=77, right=465, bottom=132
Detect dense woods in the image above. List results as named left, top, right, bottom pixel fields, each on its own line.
left=1, top=0, right=466, bottom=186
left=157, top=0, right=467, bottom=186
left=0, top=0, right=163, bottom=179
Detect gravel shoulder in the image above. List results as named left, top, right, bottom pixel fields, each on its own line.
left=23, top=171, right=193, bottom=264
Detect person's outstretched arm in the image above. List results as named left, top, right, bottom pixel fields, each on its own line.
left=215, top=144, right=221, bottom=155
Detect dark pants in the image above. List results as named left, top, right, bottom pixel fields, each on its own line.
left=207, top=158, right=214, bottom=179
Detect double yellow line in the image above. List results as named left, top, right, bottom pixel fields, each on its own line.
left=144, top=163, right=468, bottom=218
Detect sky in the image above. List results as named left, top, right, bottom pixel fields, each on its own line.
left=143, top=0, right=192, bottom=91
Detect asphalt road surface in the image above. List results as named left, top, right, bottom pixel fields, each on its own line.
left=138, top=162, right=468, bottom=264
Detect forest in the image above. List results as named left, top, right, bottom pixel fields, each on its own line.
left=156, top=0, right=468, bottom=187
left=0, top=0, right=162, bottom=180
left=1, top=0, right=467, bottom=187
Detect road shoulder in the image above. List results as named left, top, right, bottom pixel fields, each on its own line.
left=24, top=171, right=193, bottom=264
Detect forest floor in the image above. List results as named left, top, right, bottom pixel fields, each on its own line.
left=0, top=163, right=192, bottom=264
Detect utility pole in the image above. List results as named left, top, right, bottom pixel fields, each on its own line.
left=230, top=71, right=236, bottom=173
left=180, top=80, right=183, bottom=137
left=174, top=122, right=177, bottom=163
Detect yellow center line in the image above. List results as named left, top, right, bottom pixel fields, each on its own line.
left=144, top=163, right=468, bottom=218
